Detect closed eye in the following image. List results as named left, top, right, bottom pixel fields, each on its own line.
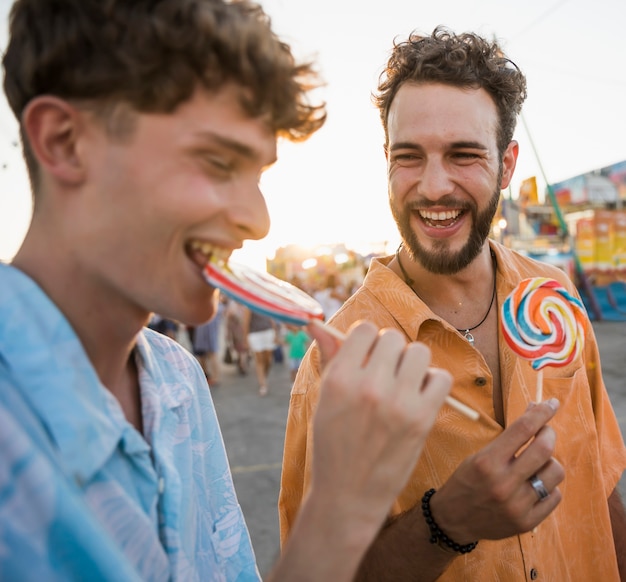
left=451, top=151, right=485, bottom=163
left=390, top=152, right=424, bottom=165
left=197, top=153, right=235, bottom=178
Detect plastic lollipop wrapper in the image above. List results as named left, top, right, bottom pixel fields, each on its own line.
left=501, top=277, right=586, bottom=401
left=204, top=258, right=478, bottom=421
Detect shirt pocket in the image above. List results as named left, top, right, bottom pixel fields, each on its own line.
left=546, top=366, right=598, bottom=469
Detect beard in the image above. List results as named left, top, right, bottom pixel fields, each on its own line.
left=391, top=179, right=502, bottom=275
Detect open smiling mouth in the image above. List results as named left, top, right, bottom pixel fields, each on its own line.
left=186, top=240, right=231, bottom=271
left=418, top=208, right=465, bottom=228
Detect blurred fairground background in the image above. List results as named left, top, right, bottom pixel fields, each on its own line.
left=266, top=158, right=626, bottom=322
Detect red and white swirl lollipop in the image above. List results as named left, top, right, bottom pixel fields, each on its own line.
left=205, top=259, right=325, bottom=327
left=501, top=277, right=586, bottom=401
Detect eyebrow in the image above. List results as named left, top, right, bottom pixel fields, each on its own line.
left=193, top=130, right=277, bottom=166
left=194, top=131, right=257, bottom=158
left=389, top=140, right=489, bottom=152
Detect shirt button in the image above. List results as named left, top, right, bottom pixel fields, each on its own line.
left=474, top=377, right=487, bottom=386
left=158, top=477, right=165, bottom=494
left=530, top=568, right=538, bottom=580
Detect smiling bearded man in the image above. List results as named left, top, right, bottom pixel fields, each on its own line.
left=279, top=26, right=626, bottom=582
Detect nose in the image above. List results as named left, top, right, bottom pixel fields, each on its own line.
left=230, top=180, right=271, bottom=242
left=416, top=158, right=454, bottom=201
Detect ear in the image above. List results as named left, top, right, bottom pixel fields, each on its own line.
left=500, top=140, right=519, bottom=189
left=22, top=96, right=87, bottom=186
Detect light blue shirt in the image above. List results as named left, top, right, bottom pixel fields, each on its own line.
left=0, top=264, right=260, bottom=581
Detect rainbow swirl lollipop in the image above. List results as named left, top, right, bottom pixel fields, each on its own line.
left=501, top=277, right=586, bottom=400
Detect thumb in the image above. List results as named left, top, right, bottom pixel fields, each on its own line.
left=306, top=320, right=344, bottom=368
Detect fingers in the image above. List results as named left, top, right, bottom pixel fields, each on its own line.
left=498, top=403, right=565, bottom=531
left=524, top=465, right=563, bottom=530
left=514, top=423, right=557, bottom=477
left=422, top=366, right=453, bottom=405
left=394, top=341, right=431, bottom=389
left=308, top=319, right=400, bottom=372
left=503, top=403, right=565, bottom=513
left=492, top=399, right=560, bottom=462
left=306, top=320, right=345, bottom=366
left=313, top=322, right=451, bottom=425
left=491, top=399, right=564, bottom=507
left=309, top=324, right=453, bottom=534
left=526, top=456, right=565, bottom=506
left=363, top=327, right=416, bottom=386
left=312, top=320, right=410, bottom=378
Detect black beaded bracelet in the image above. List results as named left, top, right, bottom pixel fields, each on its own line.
left=421, top=488, right=478, bottom=555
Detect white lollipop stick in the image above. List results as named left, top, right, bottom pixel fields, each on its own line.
left=536, top=369, right=544, bottom=403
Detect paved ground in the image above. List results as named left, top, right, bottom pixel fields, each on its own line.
left=211, top=320, right=626, bottom=578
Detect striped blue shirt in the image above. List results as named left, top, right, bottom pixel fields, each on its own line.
left=0, top=264, right=260, bottom=581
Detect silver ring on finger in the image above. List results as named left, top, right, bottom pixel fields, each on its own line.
left=529, top=474, right=550, bottom=501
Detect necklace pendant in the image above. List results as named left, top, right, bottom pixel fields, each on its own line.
left=463, top=330, right=475, bottom=346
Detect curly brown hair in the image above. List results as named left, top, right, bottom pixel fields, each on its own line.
left=373, top=26, right=527, bottom=155
left=3, top=0, right=326, bottom=187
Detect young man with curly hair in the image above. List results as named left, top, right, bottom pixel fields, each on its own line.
left=0, top=3, right=453, bottom=580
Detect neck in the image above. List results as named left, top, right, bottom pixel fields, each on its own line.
left=12, top=244, right=148, bottom=389
left=393, top=244, right=497, bottom=341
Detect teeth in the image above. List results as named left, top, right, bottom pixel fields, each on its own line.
left=188, top=241, right=230, bottom=265
left=419, top=209, right=461, bottom=221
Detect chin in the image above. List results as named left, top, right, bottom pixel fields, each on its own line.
left=159, top=293, right=217, bottom=328
left=192, top=298, right=220, bottom=326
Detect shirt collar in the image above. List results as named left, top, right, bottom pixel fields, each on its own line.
left=363, top=256, right=438, bottom=339
left=0, top=264, right=140, bottom=483
left=365, top=244, right=520, bottom=340
left=134, top=330, right=194, bottom=412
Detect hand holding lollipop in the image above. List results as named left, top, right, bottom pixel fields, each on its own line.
left=501, top=277, right=586, bottom=401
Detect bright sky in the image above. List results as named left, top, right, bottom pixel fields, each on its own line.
left=1, top=0, right=625, bottom=269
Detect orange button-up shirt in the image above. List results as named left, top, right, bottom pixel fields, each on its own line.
left=279, top=242, right=626, bottom=581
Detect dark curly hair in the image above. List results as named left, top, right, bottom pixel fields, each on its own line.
left=3, top=0, right=326, bottom=188
left=373, top=26, right=527, bottom=155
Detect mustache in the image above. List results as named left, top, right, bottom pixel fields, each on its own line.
left=407, top=196, right=473, bottom=211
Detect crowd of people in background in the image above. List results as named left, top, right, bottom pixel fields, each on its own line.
left=190, top=295, right=228, bottom=386
left=312, top=273, right=349, bottom=321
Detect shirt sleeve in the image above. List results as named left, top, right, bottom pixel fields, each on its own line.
left=278, top=344, right=321, bottom=547
left=584, top=321, right=626, bottom=497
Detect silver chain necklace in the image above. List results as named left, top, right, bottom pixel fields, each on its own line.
left=395, top=246, right=497, bottom=347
